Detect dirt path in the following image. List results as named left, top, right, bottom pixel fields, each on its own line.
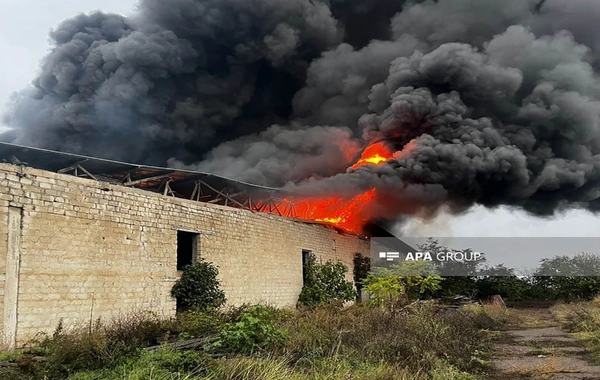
left=490, top=307, right=600, bottom=379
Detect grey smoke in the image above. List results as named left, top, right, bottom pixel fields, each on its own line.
left=4, top=0, right=600, bottom=221
left=168, top=124, right=361, bottom=186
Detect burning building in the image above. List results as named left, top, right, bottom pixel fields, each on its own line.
left=0, top=142, right=372, bottom=347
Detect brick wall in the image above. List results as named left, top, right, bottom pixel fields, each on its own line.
left=0, top=163, right=370, bottom=346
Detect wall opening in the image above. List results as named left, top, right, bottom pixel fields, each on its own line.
left=177, top=231, right=199, bottom=270
left=302, top=249, right=311, bottom=286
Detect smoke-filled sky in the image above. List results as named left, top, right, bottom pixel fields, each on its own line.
left=3, top=0, right=600, bottom=236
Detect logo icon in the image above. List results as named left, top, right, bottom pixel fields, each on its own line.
left=379, top=252, right=400, bottom=261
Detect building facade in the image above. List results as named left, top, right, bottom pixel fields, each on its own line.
left=0, top=162, right=370, bottom=347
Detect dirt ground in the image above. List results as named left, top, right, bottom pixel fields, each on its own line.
left=490, top=306, right=600, bottom=380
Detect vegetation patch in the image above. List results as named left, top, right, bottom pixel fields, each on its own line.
left=552, top=298, right=600, bottom=364
left=0, top=302, right=504, bottom=379
left=297, top=252, right=356, bottom=307
left=171, top=259, right=227, bottom=312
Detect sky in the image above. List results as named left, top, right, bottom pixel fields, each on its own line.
left=1, top=0, right=600, bottom=238
left=0, top=0, right=136, bottom=131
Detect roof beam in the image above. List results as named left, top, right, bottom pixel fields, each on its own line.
left=76, top=164, right=98, bottom=181
left=198, top=180, right=250, bottom=211
left=9, top=155, right=26, bottom=165
left=123, top=173, right=171, bottom=187
left=58, top=159, right=89, bottom=174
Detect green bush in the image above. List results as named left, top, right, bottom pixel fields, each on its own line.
left=363, top=261, right=443, bottom=310
left=210, top=305, right=289, bottom=354
left=171, top=259, right=226, bottom=312
left=298, top=253, right=356, bottom=307
left=353, top=252, right=371, bottom=300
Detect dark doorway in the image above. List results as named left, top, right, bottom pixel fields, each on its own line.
left=302, top=250, right=311, bottom=285
left=177, top=231, right=198, bottom=270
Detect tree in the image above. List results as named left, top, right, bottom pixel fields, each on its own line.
left=533, top=253, right=600, bottom=301
left=298, top=253, right=356, bottom=307
left=171, top=259, right=226, bottom=312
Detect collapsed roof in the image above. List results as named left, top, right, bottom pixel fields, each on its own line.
left=0, top=141, right=357, bottom=234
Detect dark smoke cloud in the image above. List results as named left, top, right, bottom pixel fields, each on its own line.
left=168, top=124, right=361, bottom=186
left=390, top=0, right=533, bottom=47
left=325, top=0, right=408, bottom=47
left=294, top=25, right=600, bottom=216
left=292, top=35, right=424, bottom=128
left=4, top=0, right=344, bottom=164
left=4, top=0, right=600, bottom=220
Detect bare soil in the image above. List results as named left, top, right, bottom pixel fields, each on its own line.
left=490, top=307, right=600, bottom=379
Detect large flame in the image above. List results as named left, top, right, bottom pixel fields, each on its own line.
left=280, top=189, right=378, bottom=234
left=350, top=142, right=394, bottom=169
left=273, top=141, right=399, bottom=235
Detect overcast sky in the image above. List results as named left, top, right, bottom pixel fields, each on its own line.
left=0, top=0, right=136, bottom=131
left=1, top=0, right=600, bottom=238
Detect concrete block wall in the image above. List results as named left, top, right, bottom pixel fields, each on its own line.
left=0, top=163, right=370, bottom=346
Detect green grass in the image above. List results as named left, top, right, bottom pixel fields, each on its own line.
left=0, top=303, right=504, bottom=379
left=65, top=352, right=476, bottom=380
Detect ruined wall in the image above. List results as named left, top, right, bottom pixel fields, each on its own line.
left=0, top=163, right=370, bottom=346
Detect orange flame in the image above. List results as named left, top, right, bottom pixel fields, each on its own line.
left=281, top=189, right=378, bottom=234
left=350, top=142, right=394, bottom=169
left=259, top=140, right=420, bottom=234
left=270, top=141, right=402, bottom=234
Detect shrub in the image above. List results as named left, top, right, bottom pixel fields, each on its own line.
left=362, top=261, right=443, bottom=310
left=353, top=252, right=371, bottom=300
left=362, top=275, right=405, bottom=310
left=171, top=259, right=226, bottom=312
left=433, top=276, right=478, bottom=299
left=298, top=253, right=356, bottom=307
left=15, top=310, right=222, bottom=379
left=210, top=305, right=289, bottom=354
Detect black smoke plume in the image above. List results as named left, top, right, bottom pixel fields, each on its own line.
left=4, top=0, right=600, bottom=219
